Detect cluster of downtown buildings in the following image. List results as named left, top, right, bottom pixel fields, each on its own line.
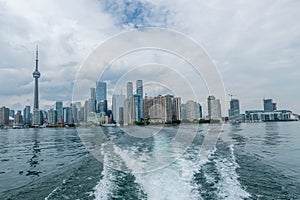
left=0, top=47, right=299, bottom=128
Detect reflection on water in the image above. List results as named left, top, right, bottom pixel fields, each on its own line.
left=264, top=122, right=279, bottom=146
left=26, top=129, right=42, bottom=177
left=229, top=123, right=247, bottom=146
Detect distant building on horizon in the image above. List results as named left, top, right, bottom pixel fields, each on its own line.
left=207, top=95, right=222, bottom=122
left=142, top=95, right=181, bottom=124
left=228, top=98, right=241, bottom=122
left=96, top=81, right=107, bottom=102
left=136, top=80, right=143, bottom=118
left=23, top=106, right=31, bottom=126
left=112, top=94, right=125, bottom=124
left=0, top=106, right=10, bottom=126
left=181, top=100, right=202, bottom=122
left=127, top=82, right=133, bottom=99
left=56, top=101, right=63, bottom=124
left=263, top=98, right=277, bottom=112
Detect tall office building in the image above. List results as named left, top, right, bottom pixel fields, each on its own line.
left=96, top=81, right=107, bottom=105
left=32, top=45, right=42, bottom=126
left=89, top=88, right=96, bottom=113
left=207, top=95, right=222, bottom=122
left=56, top=101, right=63, bottom=124
left=9, top=110, right=15, bottom=118
left=98, top=100, right=108, bottom=115
left=48, top=109, right=57, bottom=125
left=173, top=97, right=181, bottom=121
left=23, top=105, right=31, bottom=126
left=127, top=82, right=133, bottom=98
left=136, top=80, right=143, bottom=98
left=136, top=80, right=143, bottom=118
left=228, top=98, right=240, bottom=120
left=131, top=94, right=142, bottom=123
left=112, top=94, right=125, bottom=123
left=14, top=110, right=23, bottom=125
left=263, top=99, right=276, bottom=112
left=0, top=106, right=9, bottom=126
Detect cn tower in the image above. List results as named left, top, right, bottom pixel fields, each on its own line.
left=32, top=45, right=41, bottom=110
left=32, top=45, right=41, bottom=126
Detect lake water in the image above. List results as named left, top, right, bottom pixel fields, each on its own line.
left=0, top=122, right=299, bottom=199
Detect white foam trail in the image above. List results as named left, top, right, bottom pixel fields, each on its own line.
left=93, top=144, right=115, bottom=200
left=113, top=140, right=210, bottom=200
left=215, top=144, right=251, bottom=200
left=45, top=186, right=60, bottom=200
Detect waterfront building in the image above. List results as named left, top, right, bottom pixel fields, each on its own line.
left=90, top=88, right=96, bottom=113
left=124, top=98, right=131, bottom=125
left=142, top=95, right=181, bottom=124
left=23, top=105, right=31, bottom=126
left=127, top=82, right=133, bottom=98
left=79, top=106, right=85, bottom=122
left=96, top=81, right=107, bottom=102
left=14, top=110, right=23, bottom=126
left=207, top=95, right=222, bottom=122
left=56, top=101, right=63, bottom=124
left=97, top=100, right=108, bottom=115
left=112, top=94, right=125, bottom=124
left=264, top=99, right=276, bottom=112
left=181, top=100, right=201, bottom=122
left=0, top=106, right=10, bottom=126
left=244, top=109, right=296, bottom=122
left=48, top=109, right=57, bottom=125
left=228, top=98, right=241, bottom=122
left=136, top=80, right=143, bottom=118
left=130, top=94, right=142, bottom=124
left=9, top=110, right=15, bottom=118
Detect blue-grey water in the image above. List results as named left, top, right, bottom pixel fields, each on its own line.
left=0, top=122, right=299, bottom=199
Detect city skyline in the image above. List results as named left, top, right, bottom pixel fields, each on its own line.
left=0, top=1, right=300, bottom=114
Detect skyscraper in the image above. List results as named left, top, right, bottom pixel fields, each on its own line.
left=228, top=98, right=240, bottom=121
left=127, top=82, right=133, bottom=98
left=23, top=105, right=31, bottom=126
left=136, top=80, right=143, bottom=98
left=0, top=106, right=9, bottom=126
left=112, top=94, right=125, bottom=124
left=96, top=81, right=107, bottom=102
left=207, top=95, right=222, bottom=122
left=136, top=80, right=143, bottom=118
left=32, top=45, right=41, bottom=126
left=181, top=100, right=201, bottom=122
left=56, top=101, right=63, bottom=124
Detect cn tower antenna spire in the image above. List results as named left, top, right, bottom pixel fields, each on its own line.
left=35, top=44, right=38, bottom=71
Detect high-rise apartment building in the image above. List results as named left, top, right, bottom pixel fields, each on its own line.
left=56, top=101, right=63, bottom=124
left=0, top=106, right=9, bottom=126
left=228, top=98, right=240, bottom=121
left=181, top=100, right=201, bottom=122
left=23, top=105, right=31, bottom=126
left=207, top=95, right=222, bottom=122
left=112, top=94, right=125, bottom=124
left=48, top=109, right=57, bottom=125
left=136, top=80, right=143, bottom=118
left=142, top=95, right=181, bottom=124
left=127, top=82, right=133, bottom=98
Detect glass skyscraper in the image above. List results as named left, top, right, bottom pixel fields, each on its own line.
left=96, top=81, right=107, bottom=102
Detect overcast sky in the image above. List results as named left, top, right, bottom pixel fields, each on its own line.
left=0, top=0, right=300, bottom=115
